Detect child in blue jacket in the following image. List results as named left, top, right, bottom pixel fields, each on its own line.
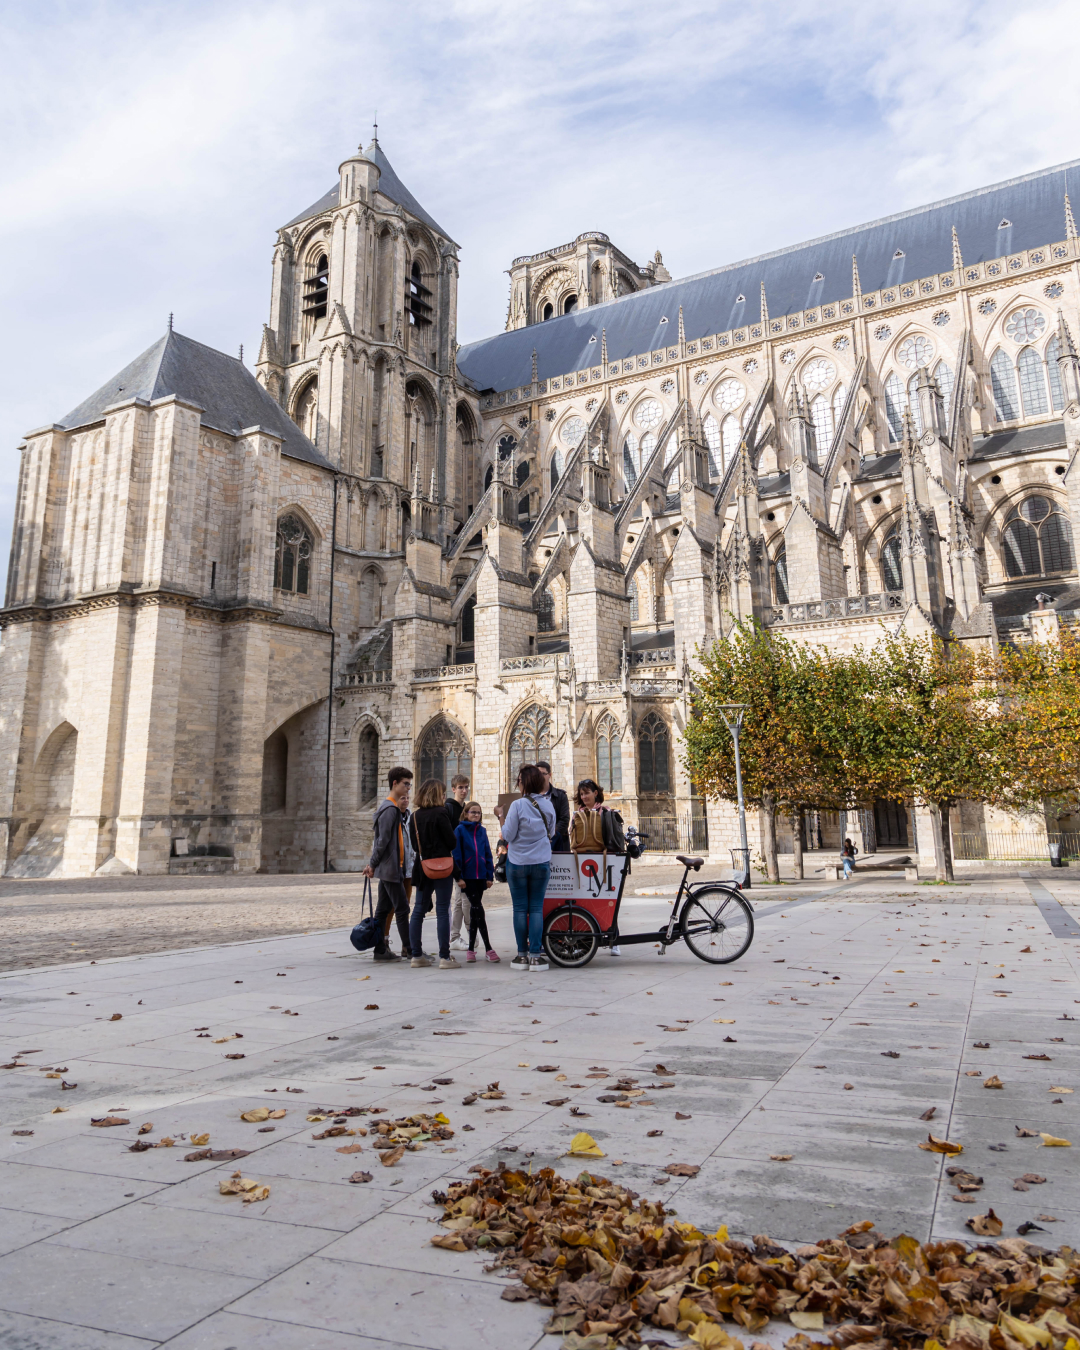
left=453, top=803, right=499, bottom=963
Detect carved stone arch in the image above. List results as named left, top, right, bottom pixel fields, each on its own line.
left=504, top=701, right=553, bottom=790
left=295, top=221, right=331, bottom=258
left=358, top=560, right=386, bottom=625
left=415, top=715, right=472, bottom=792
left=277, top=500, right=322, bottom=542
left=33, top=721, right=78, bottom=814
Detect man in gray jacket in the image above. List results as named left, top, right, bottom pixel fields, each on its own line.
left=363, top=766, right=413, bottom=961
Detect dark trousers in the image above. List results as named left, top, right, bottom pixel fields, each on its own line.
left=373, top=881, right=410, bottom=956
left=410, top=874, right=453, bottom=960
left=463, top=879, right=492, bottom=951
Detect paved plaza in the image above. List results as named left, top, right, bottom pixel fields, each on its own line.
left=1, top=867, right=1079, bottom=1347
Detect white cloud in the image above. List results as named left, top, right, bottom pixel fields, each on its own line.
left=1, top=0, right=1076, bottom=588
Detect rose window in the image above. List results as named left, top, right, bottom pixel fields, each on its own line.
left=561, top=416, right=586, bottom=445
left=897, top=335, right=933, bottom=370
left=634, top=399, right=663, bottom=430
left=714, top=378, right=744, bottom=412
left=1005, top=308, right=1046, bottom=343
left=802, top=358, right=836, bottom=392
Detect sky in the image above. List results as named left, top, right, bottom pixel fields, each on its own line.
left=3, top=0, right=1080, bottom=583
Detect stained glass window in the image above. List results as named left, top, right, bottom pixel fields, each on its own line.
left=635, top=399, right=663, bottom=430
left=623, top=435, right=638, bottom=488
left=1017, top=346, right=1049, bottom=417
left=802, top=358, right=836, bottom=392
left=810, top=395, right=834, bottom=454
left=774, top=545, right=788, bottom=605
left=884, top=373, right=907, bottom=442
left=595, top=714, right=623, bottom=794
left=1002, top=496, right=1074, bottom=577
left=714, top=378, right=744, bottom=411
left=561, top=417, right=586, bottom=445
left=933, top=361, right=954, bottom=415
left=637, top=712, right=670, bottom=794
left=990, top=350, right=1020, bottom=422
left=721, top=415, right=740, bottom=470
left=274, top=515, right=313, bottom=595
left=881, top=529, right=903, bottom=592
left=1005, top=308, right=1046, bottom=343
left=508, top=705, right=551, bottom=787
left=897, top=335, right=933, bottom=370
left=702, top=414, right=723, bottom=478
left=417, top=716, right=472, bottom=793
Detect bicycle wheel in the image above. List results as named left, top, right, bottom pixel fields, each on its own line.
left=680, top=887, right=754, bottom=964
left=543, top=906, right=601, bottom=968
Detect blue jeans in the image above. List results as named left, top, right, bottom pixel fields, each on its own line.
left=842, top=857, right=854, bottom=879
left=410, top=874, right=453, bottom=959
left=507, top=860, right=550, bottom=955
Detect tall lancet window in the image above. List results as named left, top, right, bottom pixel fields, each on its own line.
left=622, top=435, right=638, bottom=488
left=990, top=349, right=1020, bottom=422
left=933, top=361, right=954, bottom=415
left=721, top=414, right=740, bottom=470
left=881, top=528, right=903, bottom=593
left=773, top=544, right=789, bottom=605
left=702, top=415, right=722, bottom=479
left=883, top=373, right=907, bottom=442
left=810, top=395, right=834, bottom=455
left=274, top=515, right=313, bottom=595
left=906, top=375, right=924, bottom=435
left=595, top=714, right=623, bottom=794
left=1018, top=346, right=1049, bottom=417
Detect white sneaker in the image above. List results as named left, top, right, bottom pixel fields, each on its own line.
left=609, top=945, right=622, bottom=956
left=450, top=936, right=468, bottom=951
left=528, top=954, right=549, bottom=972
left=510, top=954, right=529, bottom=971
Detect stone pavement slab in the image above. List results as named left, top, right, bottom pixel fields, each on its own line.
left=0, top=883, right=1078, bottom=1347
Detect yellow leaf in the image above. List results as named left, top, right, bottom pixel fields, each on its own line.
left=690, top=1322, right=743, bottom=1349
left=564, top=1131, right=605, bottom=1158
left=190, top=1133, right=209, bottom=1146
left=789, top=1311, right=824, bottom=1331
left=711, top=1224, right=729, bottom=1242
left=50, top=1106, right=67, bottom=1114
left=983, top=1075, right=1003, bottom=1089
left=240, top=1107, right=270, bottom=1123
left=1000, top=1312, right=1052, bottom=1348
left=268, top=1109, right=286, bottom=1119
left=433, top=1113, right=449, bottom=1125
left=1039, top=1133, right=1072, bottom=1146
left=241, top=1185, right=270, bottom=1204
left=918, top=1132, right=962, bottom=1154
left=713, top=1019, right=736, bottom=1024
left=154, top=1137, right=175, bottom=1148
left=1049, top=1086, right=1073, bottom=1093
left=306, top=1115, right=327, bottom=1123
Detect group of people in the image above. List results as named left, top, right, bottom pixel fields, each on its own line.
left=363, top=761, right=623, bottom=972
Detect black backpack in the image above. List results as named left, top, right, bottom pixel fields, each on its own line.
left=603, top=809, right=627, bottom=853
left=349, top=877, right=379, bottom=952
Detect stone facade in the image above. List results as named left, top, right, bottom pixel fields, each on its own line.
left=4, top=140, right=1080, bottom=876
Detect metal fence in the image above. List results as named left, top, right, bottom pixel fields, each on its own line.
left=952, top=831, right=1080, bottom=861
left=636, top=814, right=709, bottom=854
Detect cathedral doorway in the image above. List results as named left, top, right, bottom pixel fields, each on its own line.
left=8, top=722, right=78, bottom=878
left=874, top=799, right=909, bottom=848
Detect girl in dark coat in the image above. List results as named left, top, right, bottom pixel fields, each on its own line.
left=408, top=779, right=460, bottom=968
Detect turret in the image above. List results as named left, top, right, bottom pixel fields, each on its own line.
left=338, top=133, right=382, bottom=205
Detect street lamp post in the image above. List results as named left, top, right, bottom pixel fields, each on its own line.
left=718, top=703, right=750, bottom=889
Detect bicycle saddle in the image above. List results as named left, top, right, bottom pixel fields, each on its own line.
left=676, top=854, right=704, bottom=870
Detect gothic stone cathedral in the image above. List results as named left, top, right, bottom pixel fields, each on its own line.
left=4, top=136, right=1080, bottom=878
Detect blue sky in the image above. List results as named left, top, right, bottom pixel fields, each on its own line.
left=2, top=0, right=1078, bottom=581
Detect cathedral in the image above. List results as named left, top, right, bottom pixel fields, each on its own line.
left=3, top=134, right=1080, bottom=878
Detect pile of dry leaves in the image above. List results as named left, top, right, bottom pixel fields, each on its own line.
left=431, top=1165, right=1080, bottom=1350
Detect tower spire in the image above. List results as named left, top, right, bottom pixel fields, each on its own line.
left=951, top=225, right=963, bottom=272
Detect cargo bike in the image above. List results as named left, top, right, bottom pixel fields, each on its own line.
left=540, top=828, right=755, bottom=968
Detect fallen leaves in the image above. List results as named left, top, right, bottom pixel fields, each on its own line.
left=1024, top=1053, right=1052, bottom=1060
left=965, top=1207, right=1003, bottom=1236
left=918, top=1132, right=963, bottom=1155
left=365, top=1004, right=379, bottom=1010
left=769, top=1154, right=793, bottom=1162
left=662, top=1162, right=700, bottom=1176
left=190, top=1133, right=209, bottom=1146
left=137, top=1122, right=153, bottom=1135
left=218, top=1172, right=270, bottom=1203
left=224, top=1053, right=245, bottom=1060
left=348, top=1170, right=373, bottom=1184
left=544, top=1098, right=570, bottom=1106
left=109, top=1014, right=122, bottom=1021
left=379, top=1144, right=406, bottom=1166
left=919, top=1107, right=937, bottom=1121
left=983, top=1075, right=1004, bottom=1089
left=240, top=1107, right=285, bottom=1123
left=564, top=1132, right=605, bottom=1158
left=659, top=1025, right=687, bottom=1032
left=185, top=1148, right=250, bottom=1162
left=1016, top=1125, right=1039, bottom=1137
left=337, top=1142, right=364, bottom=1154
left=1039, top=1133, right=1072, bottom=1147
left=1049, top=1085, right=1074, bottom=1093
left=535, top=1065, right=560, bottom=1073
left=90, top=1116, right=129, bottom=1128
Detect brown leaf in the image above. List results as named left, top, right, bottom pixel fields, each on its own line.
left=137, top=1122, right=153, bottom=1135
left=185, top=1148, right=213, bottom=1161
left=224, top=1053, right=245, bottom=1060
left=268, top=1110, right=286, bottom=1120
left=662, top=1162, right=700, bottom=1176
left=337, top=1142, right=364, bottom=1154
left=348, top=1170, right=373, bottom=1183
left=770, top=1154, right=793, bottom=1161
left=379, top=1144, right=406, bottom=1166
left=109, top=1014, right=122, bottom=1021
left=544, top=1098, right=570, bottom=1106
left=920, top=1107, right=937, bottom=1120
left=973, top=1041, right=990, bottom=1048
left=647, top=1129, right=663, bottom=1137
left=128, top=1140, right=152, bottom=1152
left=431, top=1233, right=468, bottom=1250
left=1021, top=1172, right=1046, bottom=1183
left=675, top=1112, right=692, bottom=1120
left=983, top=1075, right=1004, bottom=1089
left=241, top=1108, right=270, bottom=1123
left=61, top=1081, right=77, bottom=1090
left=154, top=1137, right=175, bottom=1148
left=90, top=1116, right=129, bottom=1127
left=1015, top=1125, right=1039, bottom=1137
left=535, top=1065, right=560, bottom=1072
left=1024, top=1053, right=1051, bottom=1060
left=965, top=1208, right=1003, bottom=1236
left=365, top=1004, right=379, bottom=1010
left=918, top=1132, right=962, bottom=1154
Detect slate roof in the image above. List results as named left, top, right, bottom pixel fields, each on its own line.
left=457, top=158, right=1080, bottom=395
left=58, top=330, right=332, bottom=469
left=986, top=581, right=1080, bottom=618
left=284, top=138, right=454, bottom=242
left=969, top=420, right=1066, bottom=461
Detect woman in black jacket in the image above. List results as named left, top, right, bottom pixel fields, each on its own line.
left=408, top=779, right=461, bottom=969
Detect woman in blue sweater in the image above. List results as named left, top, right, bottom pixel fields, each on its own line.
left=452, top=803, right=499, bottom=963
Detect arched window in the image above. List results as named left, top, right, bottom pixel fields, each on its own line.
left=595, top=714, right=623, bottom=793
left=637, top=712, right=671, bottom=795
left=1047, top=336, right=1066, bottom=411
left=810, top=395, right=834, bottom=454
left=702, top=414, right=723, bottom=478
left=990, top=349, right=1020, bottom=422
left=640, top=431, right=657, bottom=464
left=407, top=259, right=433, bottom=328
left=358, top=567, right=382, bottom=627
left=460, top=595, right=476, bottom=644
left=417, top=717, right=472, bottom=793
left=535, top=586, right=554, bottom=633
left=906, top=375, right=923, bottom=435
left=881, top=528, right=903, bottom=592
left=293, top=378, right=318, bottom=443
left=274, top=515, right=312, bottom=595
left=721, top=414, right=740, bottom=470
left=542, top=302, right=554, bottom=322
left=551, top=446, right=564, bottom=492
left=1002, top=496, right=1074, bottom=578
left=1017, top=346, right=1049, bottom=417
left=933, top=361, right=954, bottom=415
left=515, top=459, right=530, bottom=487
left=302, top=252, right=329, bottom=320
left=883, top=372, right=907, bottom=442
left=508, top=704, right=551, bottom=787
left=358, top=725, right=379, bottom=805
left=622, top=435, right=638, bottom=488
left=628, top=584, right=639, bottom=620
left=563, top=294, right=578, bottom=315
left=498, top=434, right=517, bottom=461
left=832, top=383, right=847, bottom=427
left=518, top=494, right=530, bottom=523
left=484, top=464, right=494, bottom=489
left=262, top=729, right=288, bottom=814
left=774, top=544, right=789, bottom=605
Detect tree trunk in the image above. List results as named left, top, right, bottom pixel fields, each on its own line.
left=792, top=807, right=804, bottom=879
left=761, top=790, right=780, bottom=883
left=930, top=800, right=955, bottom=882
